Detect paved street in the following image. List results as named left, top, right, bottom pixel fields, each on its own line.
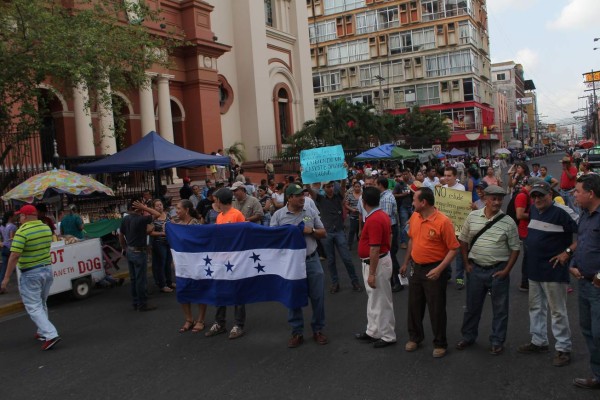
left=0, top=152, right=597, bottom=400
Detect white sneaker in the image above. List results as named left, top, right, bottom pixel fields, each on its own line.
left=228, top=325, right=244, bottom=340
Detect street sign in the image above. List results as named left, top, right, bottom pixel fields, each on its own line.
left=516, top=98, right=533, bottom=105
left=432, top=144, right=442, bottom=155
left=583, top=71, right=600, bottom=83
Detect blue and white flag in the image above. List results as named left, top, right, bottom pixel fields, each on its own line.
left=166, top=222, right=308, bottom=309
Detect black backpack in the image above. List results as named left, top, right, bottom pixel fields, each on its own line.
left=506, top=191, right=529, bottom=224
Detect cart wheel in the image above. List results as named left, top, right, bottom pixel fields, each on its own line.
left=72, top=277, right=92, bottom=300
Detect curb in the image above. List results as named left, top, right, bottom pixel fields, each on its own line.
left=0, top=270, right=133, bottom=318
left=0, top=301, right=25, bottom=318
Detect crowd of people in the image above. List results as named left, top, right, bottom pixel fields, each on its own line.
left=1, top=150, right=600, bottom=390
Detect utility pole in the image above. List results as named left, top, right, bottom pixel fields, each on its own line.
left=375, top=75, right=385, bottom=114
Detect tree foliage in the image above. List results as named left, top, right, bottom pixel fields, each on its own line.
left=0, top=0, right=183, bottom=165
left=283, top=99, right=401, bottom=156
left=398, top=106, right=451, bottom=148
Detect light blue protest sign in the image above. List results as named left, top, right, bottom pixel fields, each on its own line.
left=300, top=145, right=347, bottom=185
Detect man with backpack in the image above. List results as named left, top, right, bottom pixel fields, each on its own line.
left=514, top=177, right=541, bottom=292
left=455, top=185, right=520, bottom=355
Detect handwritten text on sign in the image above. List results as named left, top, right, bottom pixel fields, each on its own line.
left=434, top=186, right=472, bottom=235
left=300, top=145, right=347, bottom=185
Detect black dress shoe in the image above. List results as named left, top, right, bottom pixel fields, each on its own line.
left=392, top=284, right=404, bottom=292
left=573, top=378, right=600, bottom=389
left=455, top=340, right=473, bottom=350
left=490, top=345, right=504, bottom=355
left=355, top=332, right=377, bottom=343
left=138, top=304, right=158, bottom=312
left=373, top=339, right=396, bottom=348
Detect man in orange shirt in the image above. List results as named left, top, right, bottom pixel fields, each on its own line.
left=206, top=188, right=246, bottom=339
left=400, top=187, right=459, bottom=358
left=214, top=188, right=245, bottom=224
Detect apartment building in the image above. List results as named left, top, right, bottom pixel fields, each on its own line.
left=307, top=0, right=497, bottom=154
left=491, top=61, right=535, bottom=147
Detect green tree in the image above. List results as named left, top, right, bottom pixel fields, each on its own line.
left=398, top=106, right=451, bottom=148
left=0, top=0, right=183, bottom=189
left=283, top=99, right=399, bottom=155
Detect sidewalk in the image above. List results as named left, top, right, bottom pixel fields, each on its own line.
left=0, top=257, right=132, bottom=318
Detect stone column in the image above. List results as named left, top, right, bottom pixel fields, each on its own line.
left=97, top=79, right=117, bottom=155
left=157, top=74, right=175, bottom=144
left=73, top=83, right=96, bottom=156
left=139, top=74, right=157, bottom=136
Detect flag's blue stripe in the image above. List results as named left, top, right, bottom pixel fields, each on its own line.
left=166, top=222, right=306, bottom=253
left=176, top=275, right=308, bottom=309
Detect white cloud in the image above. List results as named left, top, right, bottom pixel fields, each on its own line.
left=515, top=48, right=539, bottom=70
left=487, top=0, right=538, bottom=13
left=547, top=0, right=600, bottom=30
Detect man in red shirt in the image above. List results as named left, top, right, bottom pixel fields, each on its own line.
left=559, top=156, right=579, bottom=213
left=515, top=177, right=543, bottom=292
left=354, top=186, right=395, bottom=348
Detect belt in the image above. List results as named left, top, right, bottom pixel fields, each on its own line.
left=473, top=261, right=503, bottom=270
left=306, top=250, right=318, bottom=260
left=560, top=187, right=574, bottom=191
left=361, top=252, right=389, bottom=265
left=413, top=261, right=443, bottom=269
left=20, top=264, right=51, bottom=273
left=582, top=274, right=597, bottom=282
left=128, top=246, right=147, bottom=252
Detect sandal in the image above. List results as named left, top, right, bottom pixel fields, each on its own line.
left=192, top=320, right=205, bottom=333
left=179, top=320, right=193, bottom=333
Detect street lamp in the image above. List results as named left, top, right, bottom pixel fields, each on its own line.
left=374, top=75, right=385, bottom=115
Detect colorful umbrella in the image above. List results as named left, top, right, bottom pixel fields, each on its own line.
left=579, top=140, right=595, bottom=149
left=2, top=169, right=114, bottom=203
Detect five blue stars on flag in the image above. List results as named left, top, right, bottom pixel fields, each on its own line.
left=202, top=252, right=267, bottom=277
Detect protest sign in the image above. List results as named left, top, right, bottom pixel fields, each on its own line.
left=433, top=186, right=472, bottom=235
left=300, top=145, right=347, bottom=185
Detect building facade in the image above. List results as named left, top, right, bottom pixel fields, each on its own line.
left=15, top=0, right=315, bottom=177
left=307, top=0, right=496, bottom=155
left=212, top=0, right=315, bottom=162
left=491, top=61, right=526, bottom=147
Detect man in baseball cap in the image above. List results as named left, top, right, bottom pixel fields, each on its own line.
left=1, top=204, right=61, bottom=350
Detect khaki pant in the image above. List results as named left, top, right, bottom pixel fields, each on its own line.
left=362, top=255, right=396, bottom=342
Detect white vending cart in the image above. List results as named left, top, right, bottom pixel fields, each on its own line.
left=17, top=238, right=106, bottom=299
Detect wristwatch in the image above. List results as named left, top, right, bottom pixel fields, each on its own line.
left=311, top=227, right=316, bottom=234
left=565, top=248, right=573, bottom=256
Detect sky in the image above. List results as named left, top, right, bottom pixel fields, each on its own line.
left=487, top=0, right=600, bottom=132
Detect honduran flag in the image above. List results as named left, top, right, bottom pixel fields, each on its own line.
left=165, top=222, right=308, bottom=309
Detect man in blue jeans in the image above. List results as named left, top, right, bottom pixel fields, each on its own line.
left=1, top=205, right=60, bottom=350
left=570, top=174, right=600, bottom=389
left=456, top=185, right=520, bottom=355
left=518, top=180, right=577, bottom=367
left=271, top=183, right=328, bottom=348
left=316, top=181, right=362, bottom=294
left=119, top=199, right=161, bottom=312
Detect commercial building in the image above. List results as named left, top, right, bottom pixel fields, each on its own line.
left=307, top=0, right=497, bottom=155
left=491, top=61, right=536, bottom=148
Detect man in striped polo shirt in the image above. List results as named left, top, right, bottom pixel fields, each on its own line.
left=0, top=205, right=60, bottom=350
left=456, top=185, right=520, bottom=355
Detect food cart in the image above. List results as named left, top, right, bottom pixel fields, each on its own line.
left=3, top=169, right=115, bottom=299
left=16, top=238, right=105, bottom=299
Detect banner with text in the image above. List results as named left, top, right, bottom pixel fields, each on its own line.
left=300, top=145, right=347, bottom=185
left=434, top=186, right=472, bottom=235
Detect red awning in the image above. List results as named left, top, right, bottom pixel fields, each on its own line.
left=448, top=133, right=499, bottom=143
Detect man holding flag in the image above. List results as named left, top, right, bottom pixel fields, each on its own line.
left=271, top=183, right=329, bottom=348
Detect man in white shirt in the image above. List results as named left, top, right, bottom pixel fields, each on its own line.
left=423, top=167, right=440, bottom=189
left=443, top=167, right=466, bottom=191
left=443, top=166, right=466, bottom=289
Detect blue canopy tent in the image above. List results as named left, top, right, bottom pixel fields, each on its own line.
left=354, top=144, right=418, bottom=161
left=446, top=148, right=467, bottom=157
left=75, top=131, right=230, bottom=197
